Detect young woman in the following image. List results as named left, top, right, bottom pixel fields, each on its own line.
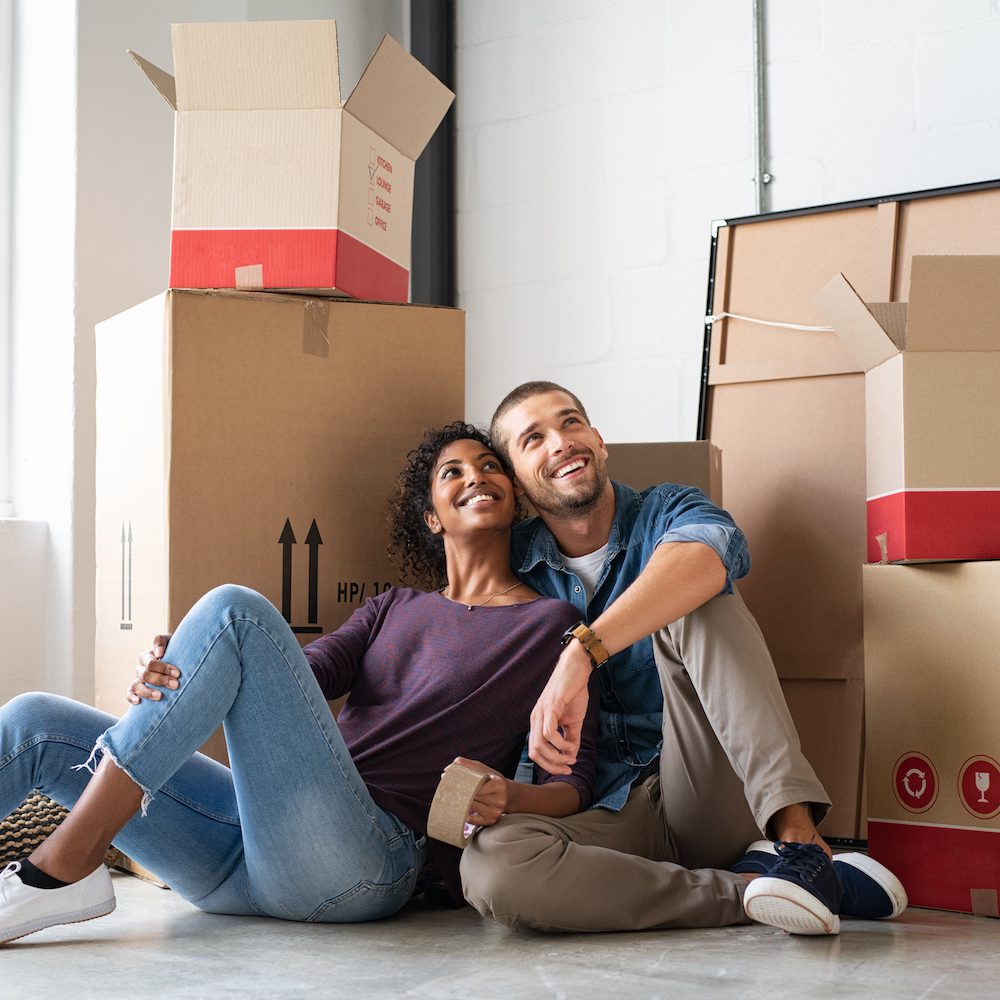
left=0, top=423, right=597, bottom=943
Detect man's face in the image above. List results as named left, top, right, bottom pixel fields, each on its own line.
left=496, top=390, right=610, bottom=517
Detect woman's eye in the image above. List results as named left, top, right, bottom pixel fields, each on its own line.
left=483, top=460, right=499, bottom=471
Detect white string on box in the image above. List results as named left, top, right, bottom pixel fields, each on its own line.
left=705, top=311, right=834, bottom=333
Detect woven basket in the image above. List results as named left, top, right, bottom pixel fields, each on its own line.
left=0, top=792, right=121, bottom=868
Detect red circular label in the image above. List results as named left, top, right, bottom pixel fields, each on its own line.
left=958, top=755, right=1000, bottom=819
left=893, top=752, right=938, bottom=813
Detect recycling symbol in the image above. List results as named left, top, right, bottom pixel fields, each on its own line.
left=902, top=767, right=926, bottom=800
left=893, top=752, right=937, bottom=814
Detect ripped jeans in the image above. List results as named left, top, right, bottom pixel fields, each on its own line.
left=0, top=585, right=427, bottom=922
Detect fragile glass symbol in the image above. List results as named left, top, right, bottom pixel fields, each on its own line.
left=976, top=771, right=990, bottom=804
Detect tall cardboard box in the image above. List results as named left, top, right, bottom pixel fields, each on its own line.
left=865, top=562, right=1000, bottom=916
left=131, top=21, right=454, bottom=300
left=95, top=290, right=464, bottom=756
left=819, top=256, right=1000, bottom=564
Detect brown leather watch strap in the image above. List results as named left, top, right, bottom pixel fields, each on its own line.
left=561, top=621, right=610, bottom=668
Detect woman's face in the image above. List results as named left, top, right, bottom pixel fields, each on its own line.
left=424, top=438, right=517, bottom=540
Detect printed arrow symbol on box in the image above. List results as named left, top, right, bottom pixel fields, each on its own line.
left=305, top=519, right=323, bottom=625
left=279, top=518, right=296, bottom=623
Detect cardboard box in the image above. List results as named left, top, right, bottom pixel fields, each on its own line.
left=864, top=562, right=1000, bottom=916
left=705, top=185, right=1000, bottom=837
left=606, top=441, right=722, bottom=505
left=819, top=256, right=1000, bottom=564
left=95, top=290, right=464, bottom=759
left=131, top=21, right=454, bottom=301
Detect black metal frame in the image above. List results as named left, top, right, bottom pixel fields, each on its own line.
left=409, top=0, right=456, bottom=306
left=697, top=176, right=1000, bottom=440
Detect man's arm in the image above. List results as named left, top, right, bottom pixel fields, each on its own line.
left=528, top=540, right=726, bottom=774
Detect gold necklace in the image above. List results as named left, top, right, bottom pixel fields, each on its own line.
left=443, top=580, right=523, bottom=611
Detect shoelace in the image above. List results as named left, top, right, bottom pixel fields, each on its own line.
left=0, top=861, right=22, bottom=905
left=773, top=842, right=828, bottom=882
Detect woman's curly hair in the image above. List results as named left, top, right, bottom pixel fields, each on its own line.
left=388, top=421, right=520, bottom=590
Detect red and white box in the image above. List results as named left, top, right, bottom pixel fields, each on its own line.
left=818, top=256, right=1000, bottom=563
left=131, top=20, right=454, bottom=301
left=864, top=561, right=1000, bottom=916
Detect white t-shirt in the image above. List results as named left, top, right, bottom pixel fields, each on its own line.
left=561, top=543, right=609, bottom=605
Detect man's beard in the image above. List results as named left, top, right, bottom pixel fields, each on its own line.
left=528, top=461, right=608, bottom=519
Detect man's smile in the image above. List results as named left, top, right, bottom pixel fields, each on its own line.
left=551, top=457, right=588, bottom=479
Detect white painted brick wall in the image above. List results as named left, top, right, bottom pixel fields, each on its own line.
left=457, top=1, right=1000, bottom=441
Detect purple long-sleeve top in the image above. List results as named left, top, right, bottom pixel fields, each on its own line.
left=304, top=587, right=598, bottom=904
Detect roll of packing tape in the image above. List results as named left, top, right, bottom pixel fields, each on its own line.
left=427, top=763, right=492, bottom=848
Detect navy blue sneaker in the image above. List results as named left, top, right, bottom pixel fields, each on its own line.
left=731, top=840, right=781, bottom=876
left=735, top=841, right=907, bottom=920
left=743, top=842, right=842, bottom=935
left=835, top=853, right=908, bottom=919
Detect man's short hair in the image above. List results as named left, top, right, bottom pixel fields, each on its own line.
left=490, top=381, right=590, bottom=465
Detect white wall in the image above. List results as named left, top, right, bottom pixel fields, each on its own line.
left=5, top=0, right=1000, bottom=704
left=456, top=0, right=1000, bottom=441
left=1, top=0, right=406, bottom=704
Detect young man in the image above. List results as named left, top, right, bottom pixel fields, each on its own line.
left=459, top=381, right=906, bottom=936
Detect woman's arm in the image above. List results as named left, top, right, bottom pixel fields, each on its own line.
left=444, top=757, right=581, bottom=826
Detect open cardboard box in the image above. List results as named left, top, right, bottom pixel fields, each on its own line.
left=818, top=256, right=1000, bottom=564
left=131, top=20, right=454, bottom=301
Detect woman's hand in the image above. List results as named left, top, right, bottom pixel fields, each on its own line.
left=445, top=757, right=510, bottom=828
left=127, top=634, right=179, bottom=705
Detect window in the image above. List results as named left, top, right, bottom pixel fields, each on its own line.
left=0, top=0, right=12, bottom=516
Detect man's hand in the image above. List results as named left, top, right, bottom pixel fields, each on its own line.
left=445, top=758, right=510, bottom=827
left=528, top=641, right=593, bottom=775
left=127, top=633, right=179, bottom=705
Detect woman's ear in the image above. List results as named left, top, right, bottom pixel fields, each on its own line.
left=512, top=478, right=525, bottom=498
left=424, top=510, right=442, bottom=535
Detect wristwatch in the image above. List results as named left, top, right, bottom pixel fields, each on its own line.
left=561, top=621, right=610, bottom=669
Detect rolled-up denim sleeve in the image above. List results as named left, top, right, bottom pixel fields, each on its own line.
left=652, top=487, right=751, bottom=593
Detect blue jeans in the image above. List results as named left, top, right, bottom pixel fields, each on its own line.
left=0, top=585, right=427, bottom=922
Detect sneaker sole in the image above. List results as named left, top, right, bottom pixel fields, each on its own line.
left=835, top=853, right=908, bottom=919
left=0, top=896, right=116, bottom=945
left=744, top=879, right=840, bottom=936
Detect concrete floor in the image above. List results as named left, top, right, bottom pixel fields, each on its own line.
left=4, top=872, right=1000, bottom=999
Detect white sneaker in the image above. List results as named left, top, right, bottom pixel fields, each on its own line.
left=0, top=861, right=116, bottom=944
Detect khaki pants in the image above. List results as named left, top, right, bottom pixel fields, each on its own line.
left=460, top=587, right=831, bottom=932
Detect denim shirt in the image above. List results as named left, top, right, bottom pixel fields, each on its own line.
left=512, top=480, right=751, bottom=811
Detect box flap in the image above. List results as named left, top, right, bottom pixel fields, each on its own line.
left=344, top=34, right=454, bottom=159
left=171, top=20, right=341, bottom=111
left=129, top=50, right=177, bottom=110
left=905, top=255, right=1000, bottom=351
left=816, top=273, right=901, bottom=371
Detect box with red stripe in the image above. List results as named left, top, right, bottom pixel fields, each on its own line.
left=131, top=21, right=453, bottom=301
left=818, top=256, right=1000, bottom=563
left=864, top=562, right=1000, bottom=916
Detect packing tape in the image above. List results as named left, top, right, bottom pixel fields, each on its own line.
left=426, top=763, right=491, bottom=849
left=970, top=888, right=999, bottom=919
left=235, top=264, right=264, bottom=290
left=302, top=300, right=331, bottom=358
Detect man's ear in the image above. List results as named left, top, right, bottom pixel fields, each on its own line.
left=591, top=426, right=609, bottom=459
left=424, top=510, right=442, bottom=535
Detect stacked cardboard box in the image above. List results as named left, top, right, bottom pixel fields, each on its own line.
left=819, top=256, right=1000, bottom=916
left=95, top=22, right=460, bottom=765
left=130, top=20, right=454, bottom=301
